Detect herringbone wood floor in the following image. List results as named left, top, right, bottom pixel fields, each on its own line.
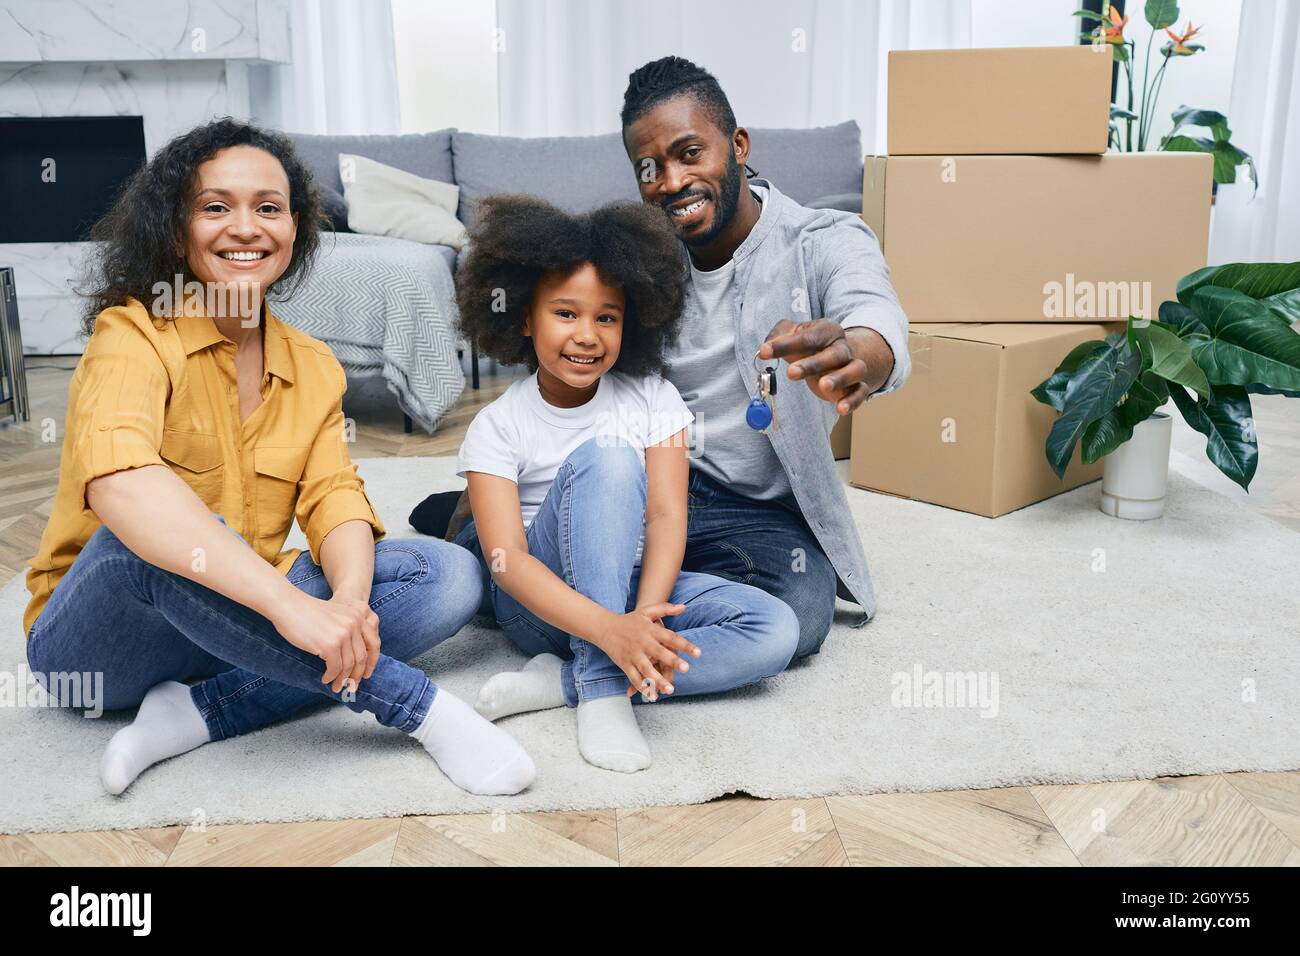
left=2, top=357, right=1297, bottom=866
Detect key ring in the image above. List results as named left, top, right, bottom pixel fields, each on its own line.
left=752, top=350, right=778, bottom=396
left=747, top=349, right=779, bottom=432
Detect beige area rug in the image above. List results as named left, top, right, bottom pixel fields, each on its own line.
left=1, top=455, right=1296, bottom=833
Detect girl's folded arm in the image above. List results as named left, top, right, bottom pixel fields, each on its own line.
left=634, top=429, right=689, bottom=609
left=466, top=471, right=619, bottom=646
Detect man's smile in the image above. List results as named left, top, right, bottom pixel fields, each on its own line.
left=666, top=193, right=710, bottom=227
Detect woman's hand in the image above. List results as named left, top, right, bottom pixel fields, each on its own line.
left=271, top=591, right=380, bottom=693
left=597, top=603, right=700, bottom=701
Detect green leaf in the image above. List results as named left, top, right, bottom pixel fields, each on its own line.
left=1176, top=262, right=1300, bottom=306
left=1110, top=106, right=1139, bottom=121
left=1242, top=153, right=1259, bottom=196
left=1113, top=42, right=1130, bottom=62
left=1044, top=341, right=1143, bottom=479
left=1123, top=369, right=1175, bottom=426
left=1262, top=287, right=1300, bottom=326
left=1145, top=0, right=1180, bottom=30
left=1030, top=339, right=1109, bottom=411
left=1167, top=383, right=1258, bottom=490
left=1210, top=140, right=1246, bottom=184
left=1187, top=286, right=1300, bottom=391
left=1072, top=9, right=1108, bottom=22
left=1080, top=370, right=1170, bottom=463
left=1133, top=321, right=1212, bottom=399
left=1247, top=383, right=1300, bottom=398
left=1168, top=105, right=1231, bottom=142
left=1081, top=409, right=1132, bottom=463
left=1209, top=140, right=1257, bottom=195
left=1161, top=133, right=1215, bottom=154
left=1159, top=300, right=1209, bottom=336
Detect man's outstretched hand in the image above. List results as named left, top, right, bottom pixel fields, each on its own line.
left=758, top=320, right=893, bottom=415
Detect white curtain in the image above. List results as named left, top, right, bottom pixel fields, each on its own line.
left=495, top=0, right=972, bottom=150
left=1208, top=0, right=1300, bottom=264
left=248, top=0, right=401, bottom=135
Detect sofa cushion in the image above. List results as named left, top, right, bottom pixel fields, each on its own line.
left=450, top=121, right=864, bottom=229
left=317, top=184, right=351, bottom=232
left=288, top=129, right=455, bottom=196
left=340, top=153, right=467, bottom=249
left=746, top=120, right=863, bottom=205
left=451, top=131, right=639, bottom=231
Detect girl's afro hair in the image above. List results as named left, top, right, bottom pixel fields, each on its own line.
left=454, top=194, right=687, bottom=378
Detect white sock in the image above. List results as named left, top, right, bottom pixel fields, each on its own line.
left=577, top=695, right=651, bottom=773
left=475, top=653, right=566, bottom=721
left=100, top=680, right=210, bottom=796
left=411, top=688, right=536, bottom=795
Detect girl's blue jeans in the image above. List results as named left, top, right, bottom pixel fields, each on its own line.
left=455, top=438, right=800, bottom=706
left=26, top=524, right=484, bottom=740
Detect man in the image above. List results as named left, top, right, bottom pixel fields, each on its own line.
left=618, top=55, right=909, bottom=657
left=418, top=55, right=908, bottom=661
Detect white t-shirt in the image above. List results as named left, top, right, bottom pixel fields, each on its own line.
left=456, top=371, right=694, bottom=564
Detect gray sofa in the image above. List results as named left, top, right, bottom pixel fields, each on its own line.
left=286, top=122, right=867, bottom=412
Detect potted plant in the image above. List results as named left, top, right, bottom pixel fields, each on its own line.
left=1031, top=263, right=1300, bottom=518
left=1078, top=0, right=1257, bottom=196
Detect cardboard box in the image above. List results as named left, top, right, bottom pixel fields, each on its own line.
left=888, top=46, right=1112, bottom=155
left=849, top=322, right=1123, bottom=517
left=831, top=415, right=851, bottom=460
left=862, top=152, right=1213, bottom=322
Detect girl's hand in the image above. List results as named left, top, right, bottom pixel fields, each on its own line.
left=271, top=591, right=381, bottom=693
left=599, top=603, right=700, bottom=700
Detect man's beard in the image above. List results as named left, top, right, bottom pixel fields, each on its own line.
left=680, top=151, right=743, bottom=248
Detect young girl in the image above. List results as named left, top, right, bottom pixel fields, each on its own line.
left=452, top=195, right=799, bottom=773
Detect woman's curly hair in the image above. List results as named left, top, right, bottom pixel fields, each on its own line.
left=455, top=194, right=687, bottom=378
left=78, top=117, right=326, bottom=335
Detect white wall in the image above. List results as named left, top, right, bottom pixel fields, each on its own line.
left=392, top=0, right=499, bottom=133
left=971, top=0, right=1076, bottom=47
left=973, top=0, right=1240, bottom=145
left=1118, top=0, right=1242, bottom=145
left=392, top=0, right=1242, bottom=146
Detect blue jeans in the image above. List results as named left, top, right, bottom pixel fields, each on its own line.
left=681, top=469, right=840, bottom=659
left=455, top=438, right=799, bottom=706
left=26, top=524, right=484, bottom=740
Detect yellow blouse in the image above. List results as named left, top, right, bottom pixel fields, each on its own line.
left=24, top=298, right=386, bottom=636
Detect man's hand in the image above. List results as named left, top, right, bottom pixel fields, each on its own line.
left=758, top=320, right=892, bottom=415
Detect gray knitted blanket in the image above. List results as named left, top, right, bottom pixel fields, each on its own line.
left=271, top=233, right=465, bottom=433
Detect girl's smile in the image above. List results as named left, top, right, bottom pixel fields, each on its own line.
left=525, top=262, right=625, bottom=407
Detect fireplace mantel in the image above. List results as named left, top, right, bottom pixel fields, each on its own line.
left=0, top=0, right=291, bottom=354
left=0, top=0, right=289, bottom=64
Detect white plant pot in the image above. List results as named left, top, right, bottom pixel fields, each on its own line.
left=1099, top=411, right=1174, bottom=520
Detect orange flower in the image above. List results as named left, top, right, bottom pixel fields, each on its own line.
left=1103, top=3, right=1128, bottom=43
left=1164, top=21, right=1202, bottom=55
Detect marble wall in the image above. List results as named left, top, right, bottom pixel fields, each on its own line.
left=0, top=0, right=289, bottom=353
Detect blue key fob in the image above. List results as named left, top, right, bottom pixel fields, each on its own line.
left=746, top=397, right=773, bottom=430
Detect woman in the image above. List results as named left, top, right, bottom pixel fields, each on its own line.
left=24, top=119, right=534, bottom=797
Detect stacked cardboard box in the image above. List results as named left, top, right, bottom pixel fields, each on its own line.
left=846, top=46, right=1213, bottom=517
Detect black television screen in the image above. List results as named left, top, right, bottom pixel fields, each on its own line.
left=0, top=116, right=147, bottom=243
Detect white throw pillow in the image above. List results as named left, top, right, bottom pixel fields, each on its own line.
left=338, top=153, right=468, bottom=249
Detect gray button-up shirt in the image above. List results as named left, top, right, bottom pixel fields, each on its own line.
left=682, top=177, right=911, bottom=624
